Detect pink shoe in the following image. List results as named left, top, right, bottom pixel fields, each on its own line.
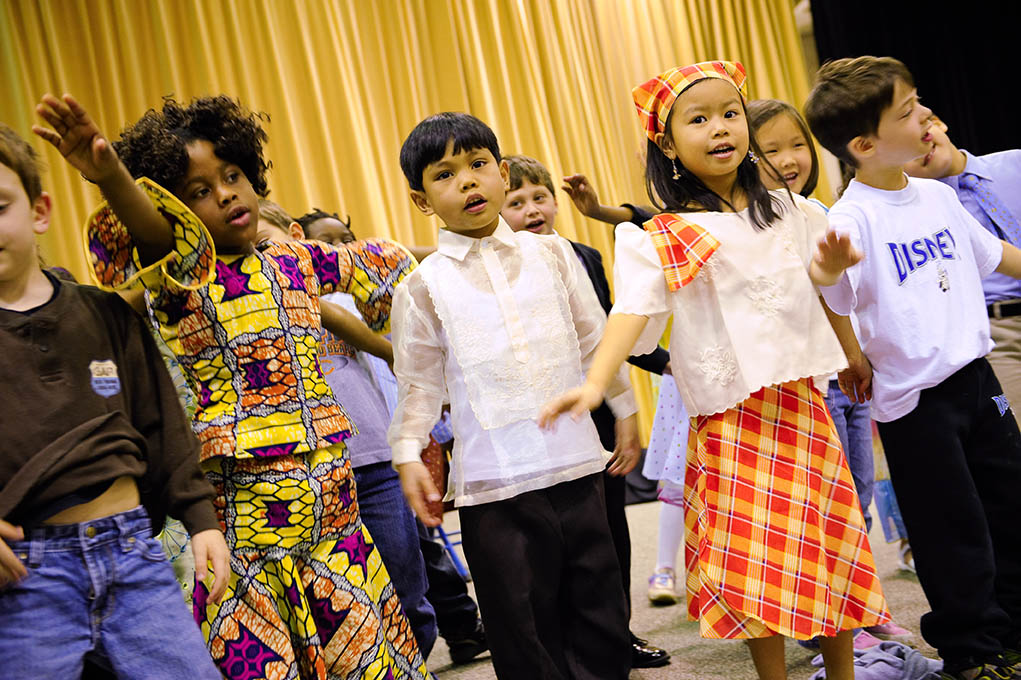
left=854, top=630, right=884, bottom=650
left=865, top=622, right=913, bottom=640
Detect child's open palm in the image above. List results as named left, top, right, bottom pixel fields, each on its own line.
left=811, top=230, right=864, bottom=286
left=33, top=94, right=120, bottom=184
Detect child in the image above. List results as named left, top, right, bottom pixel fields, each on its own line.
left=392, top=111, right=637, bottom=679
left=750, top=97, right=914, bottom=645
left=34, top=94, right=428, bottom=680
left=805, top=55, right=1021, bottom=680
left=500, top=153, right=671, bottom=669
left=0, top=123, right=227, bottom=678
left=540, top=61, right=890, bottom=680
left=257, top=200, right=440, bottom=659
left=904, top=117, right=1021, bottom=414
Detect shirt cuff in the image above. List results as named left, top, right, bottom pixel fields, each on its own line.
left=391, top=438, right=427, bottom=467
left=606, top=389, right=638, bottom=419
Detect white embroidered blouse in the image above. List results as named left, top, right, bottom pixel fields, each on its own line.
left=388, top=219, right=637, bottom=507
left=612, top=192, right=847, bottom=417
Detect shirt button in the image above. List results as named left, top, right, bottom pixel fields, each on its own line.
left=85, top=526, right=97, bottom=538
left=39, top=345, right=50, bottom=353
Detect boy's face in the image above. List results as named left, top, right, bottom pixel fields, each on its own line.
left=860, top=79, right=933, bottom=168
left=0, top=163, right=50, bottom=286
left=410, top=140, right=508, bottom=239
left=255, top=220, right=296, bottom=247
left=176, top=139, right=259, bottom=255
left=502, top=180, right=558, bottom=235
left=305, top=217, right=355, bottom=246
left=903, top=119, right=961, bottom=180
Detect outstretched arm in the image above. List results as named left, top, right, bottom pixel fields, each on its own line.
left=33, top=94, right=173, bottom=265
left=320, top=301, right=394, bottom=367
left=995, top=241, right=1021, bottom=279
left=810, top=230, right=864, bottom=287
left=562, top=174, right=635, bottom=225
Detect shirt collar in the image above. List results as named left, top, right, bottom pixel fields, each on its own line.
left=436, top=217, right=518, bottom=261
left=941, top=150, right=990, bottom=192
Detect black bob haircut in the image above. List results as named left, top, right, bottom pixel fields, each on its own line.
left=399, top=112, right=501, bottom=191
left=112, top=95, right=271, bottom=197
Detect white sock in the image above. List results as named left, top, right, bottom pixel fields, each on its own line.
left=654, top=502, right=685, bottom=572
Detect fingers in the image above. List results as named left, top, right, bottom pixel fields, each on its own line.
left=538, top=393, right=575, bottom=429
left=399, top=464, right=442, bottom=527
left=0, top=539, right=28, bottom=586
left=209, top=540, right=229, bottom=603
left=192, top=536, right=208, bottom=592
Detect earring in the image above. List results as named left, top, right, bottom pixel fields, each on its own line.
left=748, top=150, right=759, bottom=164
left=671, top=159, right=680, bottom=180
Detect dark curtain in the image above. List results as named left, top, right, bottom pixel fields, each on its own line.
left=810, top=0, right=1021, bottom=156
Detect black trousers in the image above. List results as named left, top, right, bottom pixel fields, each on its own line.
left=592, top=402, right=632, bottom=617
left=458, top=473, right=630, bottom=680
left=877, top=358, right=1021, bottom=672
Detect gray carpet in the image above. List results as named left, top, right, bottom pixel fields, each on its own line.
left=428, top=500, right=934, bottom=679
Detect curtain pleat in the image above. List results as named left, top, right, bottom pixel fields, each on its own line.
left=1, top=0, right=814, bottom=444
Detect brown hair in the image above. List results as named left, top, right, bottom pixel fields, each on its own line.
left=0, top=123, right=44, bottom=202
left=257, top=199, right=294, bottom=231
left=747, top=99, right=820, bottom=197
left=804, top=56, right=914, bottom=168
left=504, top=154, right=555, bottom=195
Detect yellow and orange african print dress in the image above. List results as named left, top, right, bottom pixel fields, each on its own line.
left=611, top=196, right=890, bottom=640
left=84, top=178, right=428, bottom=679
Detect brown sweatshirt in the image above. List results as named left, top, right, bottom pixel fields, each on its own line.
left=0, top=275, right=217, bottom=535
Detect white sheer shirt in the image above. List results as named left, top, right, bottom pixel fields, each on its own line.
left=388, top=218, right=637, bottom=506
left=612, top=192, right=847, bottom=417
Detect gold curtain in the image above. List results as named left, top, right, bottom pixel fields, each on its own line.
left=0, top=0, right=813, bottom=443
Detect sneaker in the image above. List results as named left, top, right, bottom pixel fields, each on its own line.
left=647, top=567, right=679, bottom=606
left=939, top=664, right=1021, bottom=680
left=854, top=630, right=883, bottom=650
left=897, top=541, right=917, bottom=574
left=865, top=621, right=914, bottom=640
left=446, top=620, right=488, bottom=665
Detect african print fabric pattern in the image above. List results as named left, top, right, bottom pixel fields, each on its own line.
left=196, top=444, right=427, bottom=680
left=83, top=178, right=415, bottom=464
left=683, top=379, right=889, bottom=640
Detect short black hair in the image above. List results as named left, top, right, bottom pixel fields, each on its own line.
left=296, top=208, right=353, bottom=238
left=112, top=94, right=271, bottom=197
left=804, top=56, right=914, bottom=168
left=399, top=112, right=501, bottom=191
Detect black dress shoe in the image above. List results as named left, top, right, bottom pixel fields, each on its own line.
left=631, top=632, right=671, bottom=669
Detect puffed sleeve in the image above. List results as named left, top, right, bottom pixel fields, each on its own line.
left=84, top=178, right=216, bottom=293
left=610, top=223, right=672, bottom=356
left=297, top=237, right=416, bottom=333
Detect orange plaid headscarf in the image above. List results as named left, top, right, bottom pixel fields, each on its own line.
left=632, top=61, right=748, bottom=142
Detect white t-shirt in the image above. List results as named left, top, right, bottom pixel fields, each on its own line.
left=612, top=191, right=847, bottom=417
left=820, top=176, right=1003, bottom=422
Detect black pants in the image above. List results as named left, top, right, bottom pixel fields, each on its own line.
left=877, top=358, right=1021, bottom=672
left=593, top=402, right=632, bottom=617
left=458, top=473, right=630, bottom=680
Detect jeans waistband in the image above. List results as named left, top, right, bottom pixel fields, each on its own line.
left=14, top=505, right=152, bottom=554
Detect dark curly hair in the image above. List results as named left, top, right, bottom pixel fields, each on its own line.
left=112, top=95, right=271, bottom=197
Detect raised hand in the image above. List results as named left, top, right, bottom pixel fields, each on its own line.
left=561, top=174, right=601, bottom=218
left=811, top=230, right=864, bottom=287
left=33, top=94, right=121, bottom=184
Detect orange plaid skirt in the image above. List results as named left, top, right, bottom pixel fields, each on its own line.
left=682, top=379, right=890, bottom=639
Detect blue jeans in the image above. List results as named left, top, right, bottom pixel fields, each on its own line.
left=0, top=506, right=220, bottom=679
left=354, top=461, right=438, bottom=658
left=825, top=379, right=874, bottom=531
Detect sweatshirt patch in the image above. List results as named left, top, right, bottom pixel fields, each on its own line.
left=89, top=359, right=121, bottom=397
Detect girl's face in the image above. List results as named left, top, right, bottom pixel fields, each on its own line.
left=176, top=139, right=259, bottom=254
left=662, top=78, right=749, bottom=194
left=755, top=112, right=814, bottom=196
